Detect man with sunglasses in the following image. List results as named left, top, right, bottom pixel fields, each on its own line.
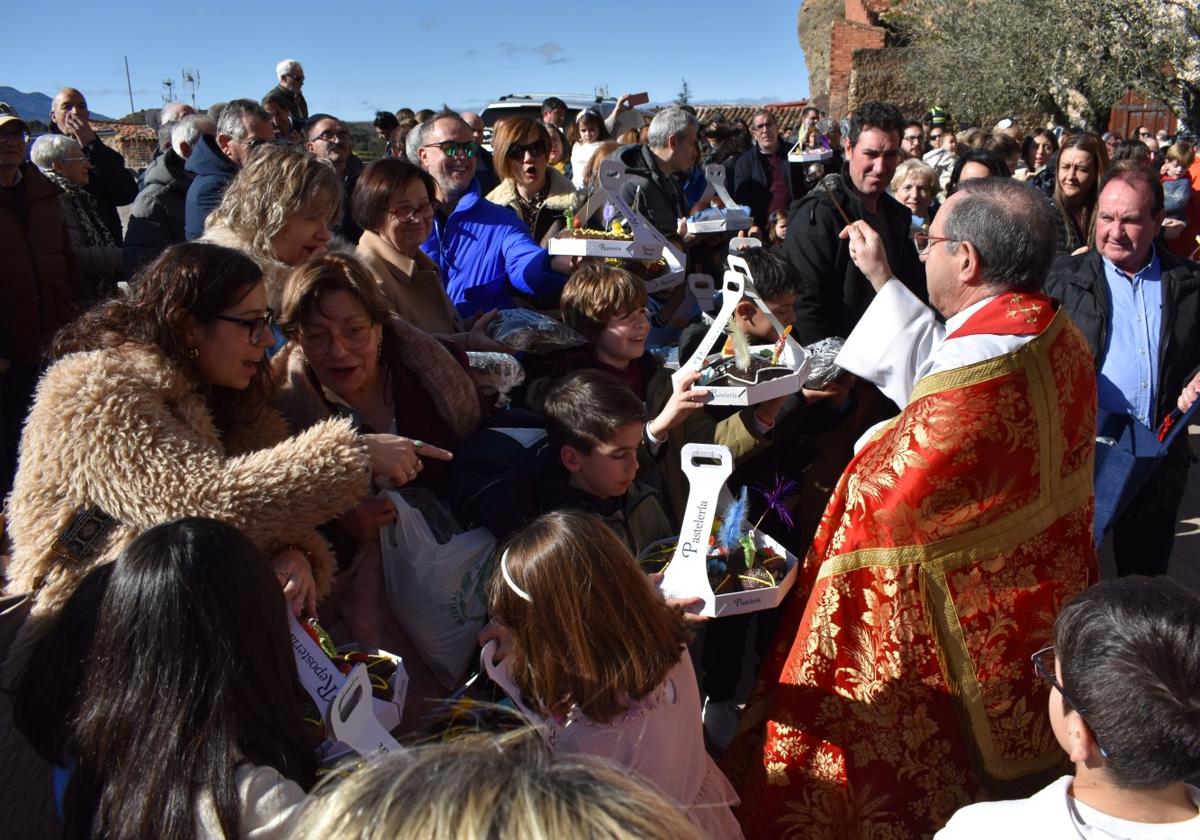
left=737, top=178, right=1099, bottom=838
left=415, top=110, right=574, bottom=315
left=269, top=59, right=309, bottom=129
left=184, top=99, right=274, bottom=240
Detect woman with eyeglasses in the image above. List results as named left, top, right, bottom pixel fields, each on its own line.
left=273, top=252, right=480, bottom=711
left=201, top=144, right=337, bottom=310
left=4, top=242, right=431, bottom=682
left=30, top=133, right=122, bottom=298
left=486, top=117, right=581, bottom=247
left=352, top=158, right=506, bottom=351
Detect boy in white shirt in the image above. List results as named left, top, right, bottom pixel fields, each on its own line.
left=937, top=576, right=1200, bottom=839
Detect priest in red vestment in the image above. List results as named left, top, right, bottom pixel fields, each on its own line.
left=726, top=178, right=1099, bottom=839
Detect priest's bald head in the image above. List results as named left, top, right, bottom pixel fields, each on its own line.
left=921, top=178, right=1057, bottom=317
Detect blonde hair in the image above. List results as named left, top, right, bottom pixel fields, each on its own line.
left=489, top=511, right=691, bottom=724
left=290, top=728, right=701, bottom=840
left=205, top=144, right=341, bottom=261
left=890, top=157, right=937, bottom=193
left=559, top=262, right=647, bottom=341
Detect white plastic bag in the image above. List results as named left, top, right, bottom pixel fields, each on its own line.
left=378, top=490, right=497, bottom=689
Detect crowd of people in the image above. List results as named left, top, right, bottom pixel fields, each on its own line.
left=1, top=57, right=1199, bottom=840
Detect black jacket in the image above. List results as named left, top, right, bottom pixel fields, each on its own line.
left=731, top=143, right=805, bottom=230
left=612, top=143, right=689, bottom=238
left=783, top=168, right=927, bottom=345
left=122, top=150, right=193, bottom=273
left=267, top=84, right=308, bottom=127
left=1045, top=246, right=1200, bottom=430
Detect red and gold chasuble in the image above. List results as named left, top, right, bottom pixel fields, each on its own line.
left=725, top=293, right=1098, bottom=839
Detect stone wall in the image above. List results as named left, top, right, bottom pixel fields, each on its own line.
left=799, top=0, right=894, bottom=118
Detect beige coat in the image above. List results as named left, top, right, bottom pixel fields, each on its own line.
left=486, top=167, right=582, bottom=247
left=355, top=231, right=461, bottom=335
left=3, top=343, right=371, bottom=677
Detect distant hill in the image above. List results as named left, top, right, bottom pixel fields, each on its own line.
left=0, top=86, right=112, bottom=121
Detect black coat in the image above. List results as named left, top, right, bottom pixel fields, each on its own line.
left=122, top=150, right=193, bottom=273
left=731, top=143, right=805, bottom=230
left=783, top=168, right=927, bottom=345
left=612, top=143, right=689, bottom=238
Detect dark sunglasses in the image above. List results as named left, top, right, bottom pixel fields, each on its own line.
left=422, top=140, right=479, bottom=159
left=506, top=141, right=547, bottom=160
left=213, top=308, right=275, bottom=344
left=1031, top=646, right=1109, bottom=758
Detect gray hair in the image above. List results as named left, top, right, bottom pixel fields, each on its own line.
left=217, top=98, right=270, bottom=142
left=30, top=134, right=81, bottom=170
left=171, top=114, right=216, bottom=156
left=942, top=177, right=1057, bottom=292
left=276, top=59, right=302, bottom=79
left=646, top=107, right=697, bottom=150
left=160, top=101, right=192, bottom=125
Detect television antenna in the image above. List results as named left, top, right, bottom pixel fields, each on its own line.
left=181, top=68, right=201, bottom=107
left=162, top=78, right=176, bottom=104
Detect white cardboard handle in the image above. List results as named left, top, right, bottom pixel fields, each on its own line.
left=659, top=444, right=735, bottom=616
left=329, top=663, right=406, bottom=757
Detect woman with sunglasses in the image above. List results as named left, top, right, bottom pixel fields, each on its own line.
left=201, top=144, right=338, bottom=310
left=4, top=242, right=430, bottom=682
left=486, top=117, right=581, bottom=247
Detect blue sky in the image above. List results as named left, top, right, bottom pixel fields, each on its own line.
left=4, top=1, right=809, bottom=121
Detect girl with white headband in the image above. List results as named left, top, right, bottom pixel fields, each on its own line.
left=482, top=510, right=743, bottom=839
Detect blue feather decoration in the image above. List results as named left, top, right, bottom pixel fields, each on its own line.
left=719, top=486, right=751, bottom=552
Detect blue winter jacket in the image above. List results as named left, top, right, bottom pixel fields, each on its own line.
left=420, top=180, right=566, bottom=316
left=184, top=134, right=237, bottom=241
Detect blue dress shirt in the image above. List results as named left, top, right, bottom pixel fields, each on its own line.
left=1097, top=251, right=1163, bottom=426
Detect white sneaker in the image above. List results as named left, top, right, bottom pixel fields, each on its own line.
left=703, top=698, right=741, bottom=753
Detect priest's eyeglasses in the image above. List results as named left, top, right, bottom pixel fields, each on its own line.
left=912, top=231, right=958, bottom=255
left=1031, top=646, right=1109, bottom=758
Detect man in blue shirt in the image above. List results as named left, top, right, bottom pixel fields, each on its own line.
left=415, top=110, right=573, bottom=316
left=1047, top=167, right=1200, bottom=576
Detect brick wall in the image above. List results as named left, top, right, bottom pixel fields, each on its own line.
left=828, top=18, right=887, bottom=118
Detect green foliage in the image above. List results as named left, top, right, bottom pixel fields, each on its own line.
left=676, top=78, right=692, bottom=107
left=891, top=0, right=1200, bottom=130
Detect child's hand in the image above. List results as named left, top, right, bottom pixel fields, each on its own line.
left=802, top=373, right=855, bottom=408
left=648, top=370, right=709, bottom=440
left=478, top=621, right=514, bottom=663
left=648, top=572, right=709, bottom=623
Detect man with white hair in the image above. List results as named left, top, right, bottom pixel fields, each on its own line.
left=184, top=98, right=273, bottom=239
left=611, top=106, right=698, bottom=237
left=49, top=86, right=138, bottom=244
left=268, top=59, right=309, bottom=128
left=125, top=114, right=215, bottom=270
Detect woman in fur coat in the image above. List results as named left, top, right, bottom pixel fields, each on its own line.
left=486, top=116, right=582, bottom=247
left=2, top=243, right=432, bottom=682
